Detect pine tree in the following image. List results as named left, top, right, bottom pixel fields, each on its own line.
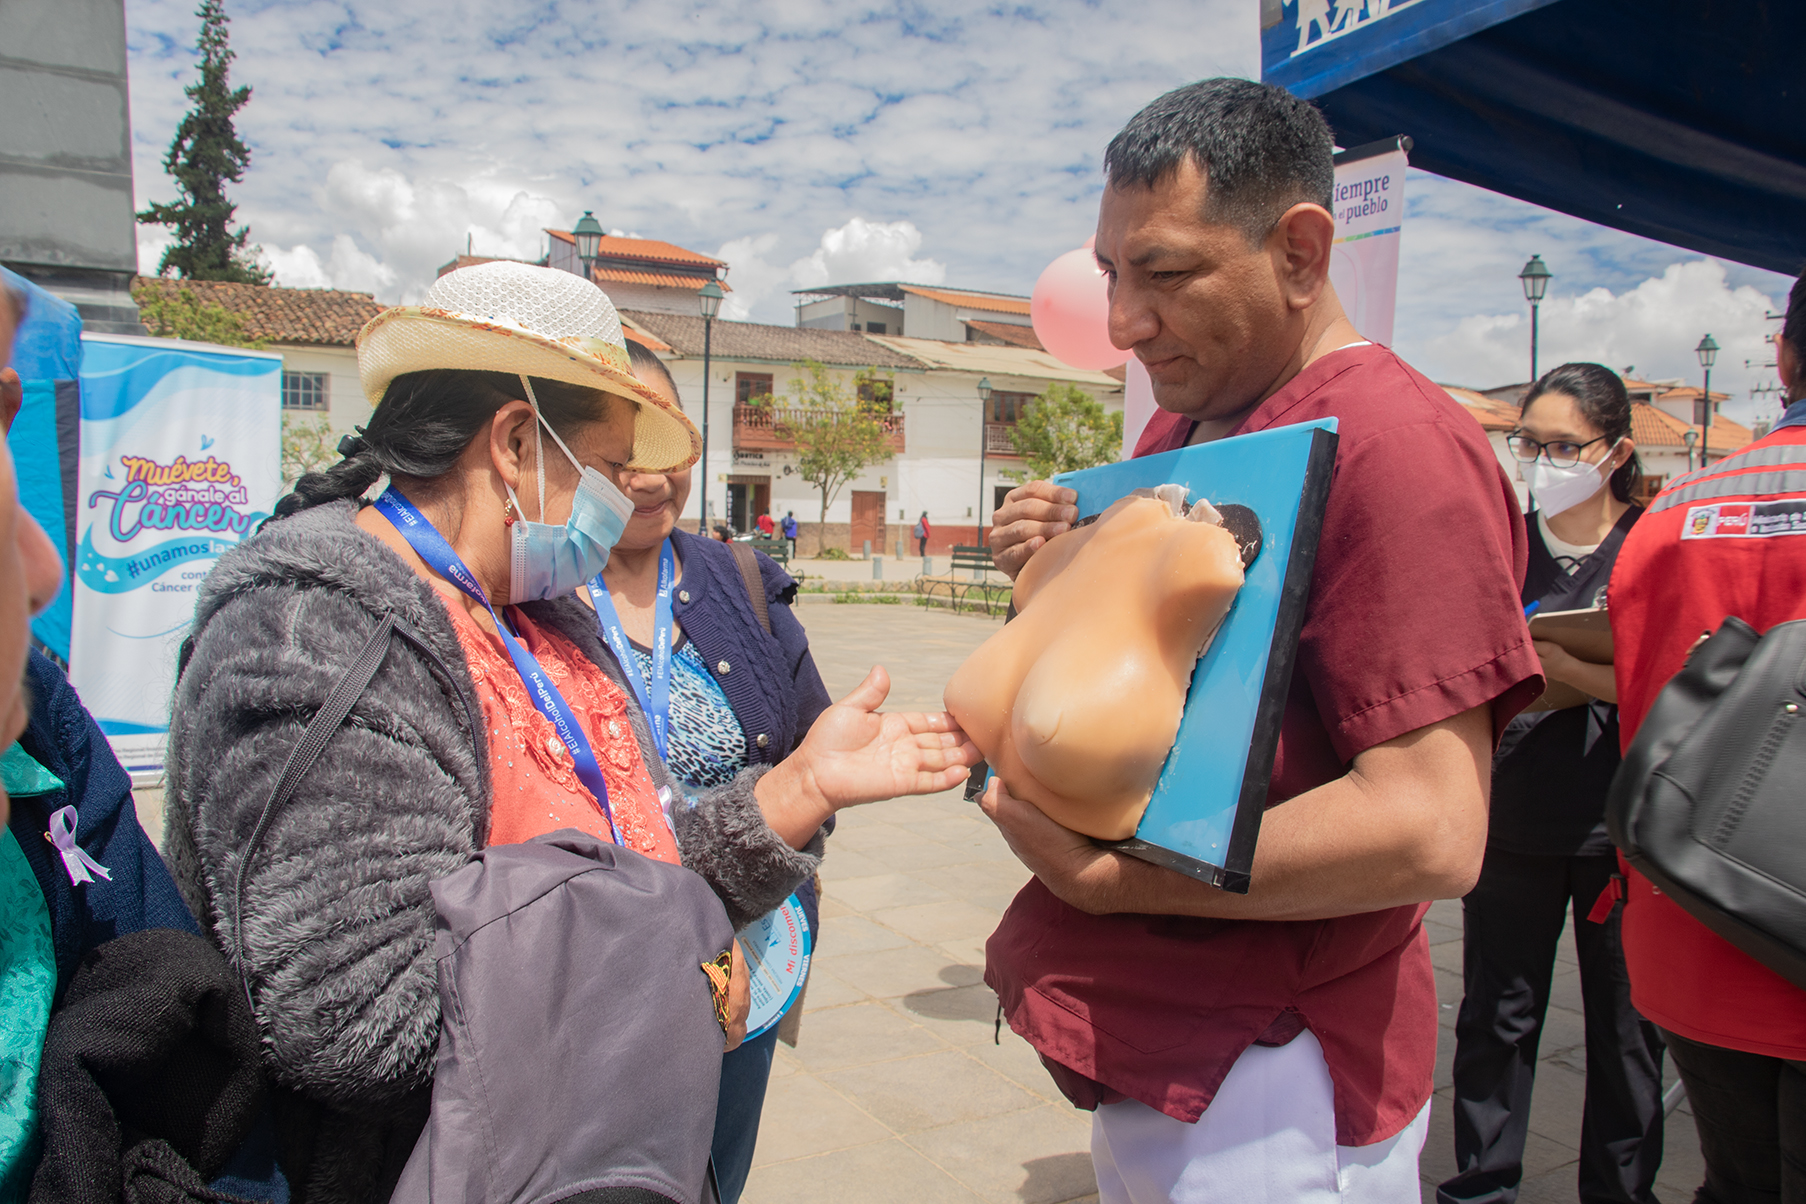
left=137, top=0, right=271, bottom=283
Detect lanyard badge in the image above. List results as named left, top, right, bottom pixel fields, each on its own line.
left=586, top=540, right=676, bottom=760
left=374, top=487, right=622, bottom=844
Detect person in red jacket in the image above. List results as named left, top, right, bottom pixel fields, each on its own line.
left=1607, top=265, right=1806, bottom=1203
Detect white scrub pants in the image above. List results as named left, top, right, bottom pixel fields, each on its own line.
left=1091, top=1030, right=1430, bottom=1204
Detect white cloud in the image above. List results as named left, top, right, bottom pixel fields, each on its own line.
left=124, top=0, right=1255, bottom=313
left=788, top=218, right=945, bottom=291
left=1413, top=259, right=1787, bottom=425
left=714, top=233, right=785, bottom=322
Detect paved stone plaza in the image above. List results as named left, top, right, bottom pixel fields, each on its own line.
left=132, top=600, right=1708, bottom=1203
left=748, top=602, right=1708, bottom=1204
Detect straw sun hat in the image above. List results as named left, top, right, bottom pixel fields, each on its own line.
left=356, top=260, right=701, bottom=473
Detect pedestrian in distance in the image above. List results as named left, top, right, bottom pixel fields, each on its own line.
left=1440, top=363, right=1665, bottom=1204
left=1606, top=265, right=1806, bottom=1204
left=756, top=510, right=774, bottom=538
left=983, top=78, right=1544, bottom=1204
left=713, top=523, right=733, bottom=543
left=782, top=509, right=799, bottom=559
left=914, top=510, right=931, bottom=557
left=161, top=262, right=979, bottom=1199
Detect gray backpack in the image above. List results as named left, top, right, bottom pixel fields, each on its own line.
left=391, top=831, right=733, bottom=1204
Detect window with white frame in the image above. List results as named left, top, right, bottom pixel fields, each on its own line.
left=282, top=371, right=329, bottom=411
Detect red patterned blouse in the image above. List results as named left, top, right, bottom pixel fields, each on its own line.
left=444, top=601, right=680, bottom=863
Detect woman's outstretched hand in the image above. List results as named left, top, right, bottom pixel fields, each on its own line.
left=754, top=666, right=981, bottom=847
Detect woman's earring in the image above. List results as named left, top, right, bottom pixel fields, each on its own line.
left=503, top=496, right=517, bottom=527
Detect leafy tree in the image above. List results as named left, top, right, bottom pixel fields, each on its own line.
left=131, top=280, right=265, bottom=347
left=282, top=413, right=338, bottom=491
left=137, top=0, right=271, bottom=283
left=781, top=360, right=895, bottom=547
left=1006, top=382, right=1123, bottom=480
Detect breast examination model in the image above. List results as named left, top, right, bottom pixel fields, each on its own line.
left=944, top=485, right=1246, bottom=841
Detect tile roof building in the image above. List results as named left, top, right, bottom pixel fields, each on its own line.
left=546, top=229, right=728, bottom=317
left=131, top=278, right=383, bottom=346
left=791, top=282, right=1037, bottom=343
left=625, top=309, right=1122, bottom=555
left=131, top=278, right=386, bottom=442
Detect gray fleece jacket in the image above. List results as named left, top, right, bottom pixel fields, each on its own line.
left=163, top=501, right=821, bottom=1130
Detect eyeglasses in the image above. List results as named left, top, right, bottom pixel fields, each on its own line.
left=1506, top=432, right=1612, bottom=468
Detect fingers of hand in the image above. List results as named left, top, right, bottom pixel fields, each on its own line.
left=726, top=940, right=751, bottom=1052
left=839, top=665, right=891, bottom=712
left=1006, top=481, right=1079, bottom=507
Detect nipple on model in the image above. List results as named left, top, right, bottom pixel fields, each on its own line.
left=945, top=485, right=1248, bottom=841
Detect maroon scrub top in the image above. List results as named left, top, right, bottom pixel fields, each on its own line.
left=984, top=343, right=1542, bottom=1146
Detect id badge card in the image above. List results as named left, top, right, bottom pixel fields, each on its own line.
left=740, top=893, right=812, bottom=1041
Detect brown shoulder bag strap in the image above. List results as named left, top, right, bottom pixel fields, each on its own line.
left=728, top=540, right=772, bottom=635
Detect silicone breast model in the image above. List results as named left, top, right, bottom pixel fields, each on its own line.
left=944, top=487, right=1246, bottom=841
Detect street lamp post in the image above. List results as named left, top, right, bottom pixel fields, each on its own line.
left=1519, top=254, right=1552, bottom=385
left=1696, top=333, right=1720, bottom=469
left=697, top=279, right=724, bottom=535
left=571, top=210, right=604, bottom=279
left=1683, top=428, right=1698, bottom=473
left=976, top=377, right=993, bottom=542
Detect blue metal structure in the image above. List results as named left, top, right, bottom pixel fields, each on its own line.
left=1263, top=0, right=1806, bottom=274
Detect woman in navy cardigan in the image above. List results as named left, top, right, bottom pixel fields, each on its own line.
left=583, top=346, right=833, bottom=1204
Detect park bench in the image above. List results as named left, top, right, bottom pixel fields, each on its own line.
left=746, top=536, right=789, bottom=566
left=914, top=544, right=1011, bottom=616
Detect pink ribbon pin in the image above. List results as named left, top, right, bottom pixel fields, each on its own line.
left=47, top=806, right=112, bottom=886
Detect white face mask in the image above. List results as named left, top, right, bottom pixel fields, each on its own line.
left=1526, top=439, right=1621, bottom=517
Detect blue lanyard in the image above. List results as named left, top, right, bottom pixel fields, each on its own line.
left=373, top=487, right=621, bottom=844
left=585, top=541, right=676, bottom=761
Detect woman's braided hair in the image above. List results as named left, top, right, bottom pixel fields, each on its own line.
left=274, top=369, right=622, bottom=519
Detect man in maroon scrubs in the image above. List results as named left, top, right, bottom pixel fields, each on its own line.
left=983, top=79, right=1543, bottom=1202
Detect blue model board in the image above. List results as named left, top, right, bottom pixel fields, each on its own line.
left=1051, top=419, right=1338, bottom=891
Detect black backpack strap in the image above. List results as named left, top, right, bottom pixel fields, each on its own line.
left=232, top=611, right=399, bottom=1000
left=728, top=541, right=772, bottom=636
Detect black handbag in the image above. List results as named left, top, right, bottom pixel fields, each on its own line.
left=1606, top=615, right=1806, bottom=988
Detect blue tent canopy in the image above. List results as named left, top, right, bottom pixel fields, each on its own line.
left=1263, top=0, right=1806, bottom=274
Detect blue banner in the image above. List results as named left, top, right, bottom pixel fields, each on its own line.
left=70, top=334, right=282, bottom=775
left=1261, top=0, right=1562, bottom=99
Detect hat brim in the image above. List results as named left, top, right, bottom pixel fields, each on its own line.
left=356, top=308, right=701, bottom=473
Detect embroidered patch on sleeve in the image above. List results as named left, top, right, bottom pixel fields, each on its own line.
left=1681, top=500, right=1806, bottom=539
left=701, top=950, right=733, bottom=1031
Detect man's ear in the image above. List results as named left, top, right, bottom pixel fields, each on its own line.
left=1268, top=203, right=1335, bottom=313
left=1779, top=336, right=1799, bottom=394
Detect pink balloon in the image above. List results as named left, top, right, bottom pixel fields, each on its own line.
left=1031, top=247, right=1130, bottom=371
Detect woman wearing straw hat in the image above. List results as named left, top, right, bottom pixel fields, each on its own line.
left=161, top=262, right=979, bottom=1201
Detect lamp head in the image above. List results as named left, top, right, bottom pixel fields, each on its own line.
left=571, top=211, right=604, bottom=263
left=699, top=279, right=724, bottom=320
left=1684, top=428, right=1698, bottom=450
left=977, top=376, right=993, bottom=403
left=1696, top=333, right=1720, bottom=369
left=1518, top=254, right=1552, bottom=303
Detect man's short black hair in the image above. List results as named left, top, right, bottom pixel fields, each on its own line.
left=1104, top=78, right=1336, bottom=245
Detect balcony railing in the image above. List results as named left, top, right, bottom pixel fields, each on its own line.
left=985, top=423, right=1021, bottom=455
left=733, top=404, right=906, bottom=453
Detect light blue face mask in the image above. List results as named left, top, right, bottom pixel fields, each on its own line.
left=504, top=377, right=635, bottom=603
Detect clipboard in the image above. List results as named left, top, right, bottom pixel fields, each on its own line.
left=1523, top=606, right=1612, bottom=713
left=1046, top=419, right=1339, bottom=893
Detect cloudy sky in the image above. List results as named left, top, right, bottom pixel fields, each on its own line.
left=124, top=0, right=1794, bottom=423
